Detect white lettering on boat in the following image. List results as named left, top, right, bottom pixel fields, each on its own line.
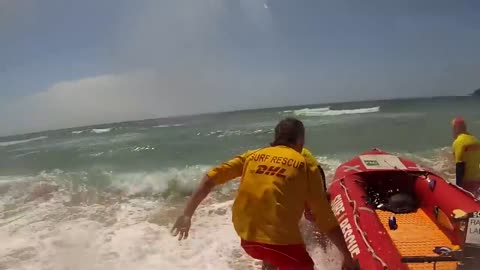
left=466, top=217, right=480, bottom=245
left=331, top=194, right=346, bottom=216
left=331, top=194, right=361, bottom=257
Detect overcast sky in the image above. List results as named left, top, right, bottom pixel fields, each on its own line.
left=1, top=0, right=480, bottom=136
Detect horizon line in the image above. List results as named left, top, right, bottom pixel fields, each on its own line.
left=0, top=94, right=470, bottom=139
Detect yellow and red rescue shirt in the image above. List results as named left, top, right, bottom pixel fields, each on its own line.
left=206, top=145, right=338, bottom=245
left=453, top=133, right=480, bottom=182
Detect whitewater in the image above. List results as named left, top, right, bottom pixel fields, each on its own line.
left=0, top=97, right=479, bottom=270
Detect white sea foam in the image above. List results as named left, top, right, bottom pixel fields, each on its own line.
left=0, top=151, right=455, bottom=270
left=0, top=136, right=48, bottom=147
left=292, top=106, right=380, bottom=117
left=0, top=188, right=342, bottom=270
left=293, top=107, right=330, bottom=116
left=0, top=155, right=347, bottom=270
left=110, top=165, right=212, bottom=196
left=200, top=128, right=272, bottom=138
left=153, top=123, right=184, bottom=128
left=92, top=128, right=113, bottom=134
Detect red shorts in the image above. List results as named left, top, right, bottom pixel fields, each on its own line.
left=240, top=239, right=315, bottom=270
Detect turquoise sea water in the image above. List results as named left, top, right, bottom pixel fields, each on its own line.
left=0, top=96, right=478, bottom=270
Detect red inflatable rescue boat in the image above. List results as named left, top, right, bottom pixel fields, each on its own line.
left=328, top=149, right=480, bottom=270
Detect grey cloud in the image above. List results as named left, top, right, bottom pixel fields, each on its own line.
left=0, top=0, right=281, bottom=135
left=1, top=0, right=480, bottom=136
left=0, top=68, right=293, bottom=136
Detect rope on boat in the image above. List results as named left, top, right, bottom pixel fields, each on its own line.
left=340, top=179, right=389, bottom=270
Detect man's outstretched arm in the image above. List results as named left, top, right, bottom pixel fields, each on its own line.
left=182, top=175, right=216, bottom=217
left=171, top=154, right=246, bottom=240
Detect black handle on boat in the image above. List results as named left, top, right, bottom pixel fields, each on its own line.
left=401, top=256, right=458, bottom=263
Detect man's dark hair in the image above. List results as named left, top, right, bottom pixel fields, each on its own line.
left=270, top=117, right=305, bottom=146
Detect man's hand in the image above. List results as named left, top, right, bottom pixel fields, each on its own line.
left=171, top=215, right=192, bottom=241
left=170, top=175, right=215, bottom=241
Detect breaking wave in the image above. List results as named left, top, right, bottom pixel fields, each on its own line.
left=199, top=128, right=272, bottom=138
left=292, top=107, right=330, bottom=116
left=292, top=106, right=380, bottom=117
left=153, top=124, right=184, bottom=128
left=92, top=128, right=113, bottom=134
left=0, top=153, right=350, bottom=270
left=72, top=128, right=114, bottom=135
left=0, top=148, right=454, bottom=270
left=0, top=136, right=48, bottom=147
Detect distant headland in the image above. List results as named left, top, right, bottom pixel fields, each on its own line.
left=472, top=88, right=480, bottom=96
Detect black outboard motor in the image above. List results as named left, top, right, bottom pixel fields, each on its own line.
left=377, top=192, right=418, bottom=214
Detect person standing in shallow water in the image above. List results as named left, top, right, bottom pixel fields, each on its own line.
left=451, top=117, right=480, bottom=196
left=171, top=117, right=357, bottom=270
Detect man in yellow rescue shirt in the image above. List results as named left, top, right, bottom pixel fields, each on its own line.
left=171, top=118, right=356, bottom=270
left=452, top=117, right=480, bottom=196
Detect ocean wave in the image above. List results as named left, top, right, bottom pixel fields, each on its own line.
left=109, top=166, right=217, bottom=197
left=401, top=147, right=456, bottom=181
left=153, top=123, right=184, bottom=128
left=131, top=146, right=156, bottom=152
left=0, top=150, right=456, bottom=270
left=92, top=128, right=112, bottom=134
left=13, top=150, right=42, bottom=159
left=199, top=128, right=272, bottom=138
left=293, top=106, right=380, bottom=117
left=0, top=167, right=236, bottom=269
left=0, top=166, right=343, bottom=270
left=0, top=136, right=48, bottom=147
left=0, top=165, right=214, bottom=202
left=292, top=107, right=330, bottom=116
left=0, top=153, right=343, bottom=203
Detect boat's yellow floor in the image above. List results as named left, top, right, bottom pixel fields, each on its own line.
left=376, top=209, right=457, bottom=270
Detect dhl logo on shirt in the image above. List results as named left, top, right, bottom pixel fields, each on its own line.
left=255, top=165, right=287, bottom=178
